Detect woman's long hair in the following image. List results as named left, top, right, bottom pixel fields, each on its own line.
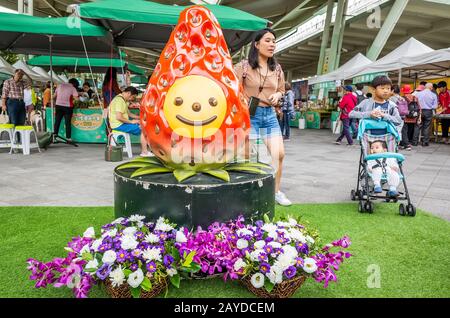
left=103, top=67, right=117, bottom=88
left=248, top=28, right=278, bottom=71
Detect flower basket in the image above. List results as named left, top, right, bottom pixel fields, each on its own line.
left=103, top=277, right=168, bottom=298
left=242, top=275, right=307, bottom=298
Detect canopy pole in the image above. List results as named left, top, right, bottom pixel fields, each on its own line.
left=49, top=35, right=54, bottom=134
left=398, top=69, right=402, bottom=87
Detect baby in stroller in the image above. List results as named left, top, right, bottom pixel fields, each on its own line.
left=350, top=119, right=416, bottom=216
left=367, top=140, right=400, bottom=197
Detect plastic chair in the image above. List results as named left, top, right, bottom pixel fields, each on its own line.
left=110, top=130, right=133, bottom=158
left=10, top=125, right=41, bottom=155
left=0, top=123, right=14, bottom=150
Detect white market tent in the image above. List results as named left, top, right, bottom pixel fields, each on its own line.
left=48, top=69, right=64, bottom=84
left=0, top=56, right=15, bottom=76
left=13, top=60, right=47, bottom=83
left=399, top=47, right=450, bottom=80
left=58, top=74, right=69, bottom=83
left=31, top=66, right=52, bottom=82
left=348, top=37, right=434, bottom=82
left=308, top=53, right=373, bottom=85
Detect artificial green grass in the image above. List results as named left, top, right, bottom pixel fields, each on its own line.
left=0, top=204, right=449, bottom=298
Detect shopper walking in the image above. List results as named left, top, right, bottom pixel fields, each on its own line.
left=416, top=83, right=438, bottom=146
left=335, top=85, right=357, bottom=145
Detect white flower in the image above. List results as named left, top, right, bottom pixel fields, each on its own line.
left=144, top=233, right=160, bottom=244
left=83, top=227, right=95, bottom=238
left=155, top=222, right=174, bottom=232
left=288, top=218, right=298, bottom=226
left=289, top=229, right=306, bottom=243
left=102, top=250, right=117, bottom=264
left=249, top=249, right=264, bottom=262
left=85, top=259, right=99, bottom=270
left=102, top=228, right=117, bottom=238
left=233, top=258, right=247, bottom=271
left=262, top=223, right=277, bottom=233
left=306, top=236, right=315, bottom=244
left=176, top=230, right=187, bottom=243
left=137, top=221, right=144, bottom=228
left=303, top=258, right=318, bottom=274
left=79, top=244, right=90, bottom=256
left=266, top=267, right=283, bottom=285
left=121, top=235, right=139, bottom=250
left=123, top=226, right=137, bottom=236
left=111, top=217, right=125, bottom=225
left=276, top=221, right=290, bottom=227
left=109, top=266, right=125, bottom=287
left=274, top=254, right=296, bottom=271
left=268, top=242, right=282, bottom=249
left=236, top=239, right=249, bottom=250
left=167, top=268, right=178, bottom=277
left=254, top=240, right=266, bottom=250
left=250, top=273, right=265, bottom=288
left=127, top=268, right=144, bottom=288
left=267, top=231, right=278, bottom=240
left=237, top=228, right=253, bottom=237
left=91, top=239, right=103, bottom=252
left=142, top=247, right=162, bottom=262
left=283, top=245, right=298, bottom=259
left=128, top=215, right=146, bottom=222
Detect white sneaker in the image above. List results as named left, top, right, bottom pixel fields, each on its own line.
left=275, top=191, right=292, bottom=206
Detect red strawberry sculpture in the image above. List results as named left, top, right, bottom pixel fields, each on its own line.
left=118, top=6, right=271, bottom=182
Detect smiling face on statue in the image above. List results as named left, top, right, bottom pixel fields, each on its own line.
left=163, top=75, right=227, bottom=139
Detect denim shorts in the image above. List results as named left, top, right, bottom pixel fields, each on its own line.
left=250, top=106, right=282, bottom=140
left=114, top=123, right=141, bottom=136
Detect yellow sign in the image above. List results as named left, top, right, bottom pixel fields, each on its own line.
left=71, top=113, right=103, bottom=131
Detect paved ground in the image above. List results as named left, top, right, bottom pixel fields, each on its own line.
left=1, top=128, right=449, bottom=221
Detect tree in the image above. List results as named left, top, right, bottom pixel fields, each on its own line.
left=0, top=50, right=19, bottom=64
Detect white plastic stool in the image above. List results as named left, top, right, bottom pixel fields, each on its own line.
left=10, top=126, right=41, bottom=155
left=111, top=130, right=133, bottom=158
left=33, top=115, right=44, bottom=132
left=0, top=123, right=14, bottom=150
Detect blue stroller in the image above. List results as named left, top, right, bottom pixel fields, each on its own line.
left=350, top=119, right=416, bottom=216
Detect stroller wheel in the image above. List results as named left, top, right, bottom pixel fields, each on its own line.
left=406, top=204, right=416, bottom=217
left=365, top=201, right=373, bottom=214
left=351, top=190, right=357, bottom=201
left=399, top=204, right=406, bottom=216
left=358, top=201, right=365, bottom=213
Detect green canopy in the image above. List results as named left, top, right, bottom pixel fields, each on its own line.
left=28, top=55, right=145, bottom=75
left=131, top=75, right=149, bottom=85
left=74, top=0, right=269, bottom=52
left=0, top=12, right=115, bottom=57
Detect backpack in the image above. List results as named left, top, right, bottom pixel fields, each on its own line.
left=356, top=91, right=366, bottom=105
left=397, top=97, right=409, bottom=116
left=407, top=99, right=420, bottom=118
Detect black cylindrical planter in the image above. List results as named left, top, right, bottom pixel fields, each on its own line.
left=114, top=167, right=274, bottom=228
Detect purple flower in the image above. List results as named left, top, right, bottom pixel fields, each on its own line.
left=146, top=261, right=157, bottom=273
left=296, top=242, right=309, bottom=255
left=96, top=264, right=111, bottom=280
left=263, top=245, right=273, bottom=254
left=135, top=231, right=145, bottom=240
left=255, top=220, right=264, bottom=228
left=259, top=262, right=271, bottom=274
left=295, top=257, right=304, bottom=267
left=163, top=255, right=174, bottom=267
left=257, top=253, right=268, bottom=262
left=116, top=250, right=128, bottom=263
left=284, top=266, right=297, bottom=279
left=130, top=263, right=139, bottom=271
left=274, top=248, right=284, bottom=255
